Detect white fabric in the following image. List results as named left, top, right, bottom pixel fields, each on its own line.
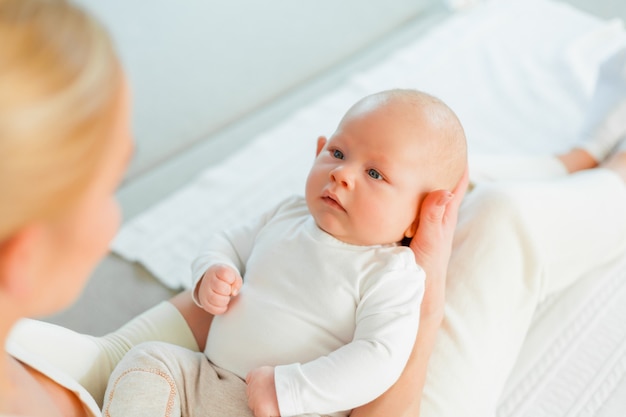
left=192, top=196, right=424, bottom=416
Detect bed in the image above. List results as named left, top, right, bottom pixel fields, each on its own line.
left=108, top=0, right=626, bottom=415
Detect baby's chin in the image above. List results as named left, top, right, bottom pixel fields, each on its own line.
left=309, top=204, right=405, bottom=246
left=314, top=219, right=361, bottom=245
left=318, top=223, right=403, bottom=247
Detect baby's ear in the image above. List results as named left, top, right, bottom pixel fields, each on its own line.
left=315, top=136, right=327, bottom=156
left=404, top=217, right=419, bottom=239
left=405, top=193, right=428, bottom=239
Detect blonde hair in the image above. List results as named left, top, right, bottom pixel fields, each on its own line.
left=0, top=0, right=121, bottom=240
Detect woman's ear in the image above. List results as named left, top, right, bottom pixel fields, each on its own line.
left=0, top=225, right=44, bottom=298
left=315, top=136, right=327, bottom=156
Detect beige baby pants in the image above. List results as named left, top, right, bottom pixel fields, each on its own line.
left=103, top=341, right=253, bottom=417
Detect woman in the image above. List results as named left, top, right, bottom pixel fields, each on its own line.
left=0, top=0, right=213, bottom=415
left=0, top=0, right=463, bottom=416
left=2, top=0, right=626, bottom=416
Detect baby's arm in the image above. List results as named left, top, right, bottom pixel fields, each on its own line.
left=246, top=366, right=280, bottom=417
left=194, top=264, right=243, bottom=315
left=190, top=199, right=293, bottom=314
left=352, top=171, right=468, bottom=417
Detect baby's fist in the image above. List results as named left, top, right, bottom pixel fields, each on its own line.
left=197, top=264, right=242, bottom=315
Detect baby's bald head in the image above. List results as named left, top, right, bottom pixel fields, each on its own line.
left=340, top=89, right=467, bottom=191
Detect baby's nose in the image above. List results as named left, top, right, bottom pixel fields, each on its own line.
left=330, top=166, right=354, bottom=189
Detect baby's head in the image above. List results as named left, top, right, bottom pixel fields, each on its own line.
left=305, top=89, right=467, bottom=246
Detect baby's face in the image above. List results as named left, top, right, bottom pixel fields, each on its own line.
left=305, top=97, right=438, bottom=246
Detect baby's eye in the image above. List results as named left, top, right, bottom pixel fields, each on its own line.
left=368, top=169, right=383, bottom=180
left=332, top=149, right=344, bottom=160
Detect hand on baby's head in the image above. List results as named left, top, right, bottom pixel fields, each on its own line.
left=197, top=264, right=243, bottom=315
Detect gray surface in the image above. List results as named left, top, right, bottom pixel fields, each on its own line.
left=45, top=0, right=626, bottom=336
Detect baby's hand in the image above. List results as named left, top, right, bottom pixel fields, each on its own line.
left=246, top=366, right=280, bottom=417
left=197, top=264, right=243, bottom=315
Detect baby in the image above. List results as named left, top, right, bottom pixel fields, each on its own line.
left=103, top=89, right=467, bottom=417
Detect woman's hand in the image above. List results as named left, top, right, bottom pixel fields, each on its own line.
left=411, top=167, right=469, bottom=322
left=351, top=166, right=469, bottom=417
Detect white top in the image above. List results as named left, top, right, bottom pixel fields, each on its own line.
left=192, top=196, right=424, bottom=416
left=5, top=320, right=102, bottom=417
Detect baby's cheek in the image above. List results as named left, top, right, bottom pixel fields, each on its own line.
left=357, top=205, right=398, bottom=244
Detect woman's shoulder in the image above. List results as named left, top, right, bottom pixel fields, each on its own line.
left=6, top=321, right=102, bottom=417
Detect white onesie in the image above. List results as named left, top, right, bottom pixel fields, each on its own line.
left=192, top=196, right=424, bottom=416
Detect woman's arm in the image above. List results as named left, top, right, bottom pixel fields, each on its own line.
left=351, top=168, right=468, bottom=417
left=169, top=290, right=213, bottom=351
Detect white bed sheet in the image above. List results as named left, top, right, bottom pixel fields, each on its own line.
left=112, top=0, right=626, bottom=415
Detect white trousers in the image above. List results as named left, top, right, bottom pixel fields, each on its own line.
left=9, top=166, right=626, bottom=417
left=421, top=167, right=626, bottom=417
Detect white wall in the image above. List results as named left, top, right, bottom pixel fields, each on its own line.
left=75, top=0, right=437, bottom=178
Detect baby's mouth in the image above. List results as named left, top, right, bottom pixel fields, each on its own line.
left=321, top=192, right=346, bottom=212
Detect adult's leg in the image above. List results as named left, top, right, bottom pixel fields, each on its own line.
left=8, top=300, right=199, bottom=407
left=471, top=48, right=626, bottom=183
left=576, top=47, right=626, bottom=161
left=468, top=154, right=568, bottom=183
left=420, top=168, right=626, bottom=417
left=103, top=341, right=252, bottom=417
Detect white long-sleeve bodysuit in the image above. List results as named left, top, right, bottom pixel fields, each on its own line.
left=191, top=196, right=424, bottom=416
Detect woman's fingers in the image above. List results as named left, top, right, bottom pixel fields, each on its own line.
left=410, top=165, right=469, bottom=319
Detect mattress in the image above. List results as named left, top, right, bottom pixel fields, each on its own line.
left=112, top=0, right=626, bottom=414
